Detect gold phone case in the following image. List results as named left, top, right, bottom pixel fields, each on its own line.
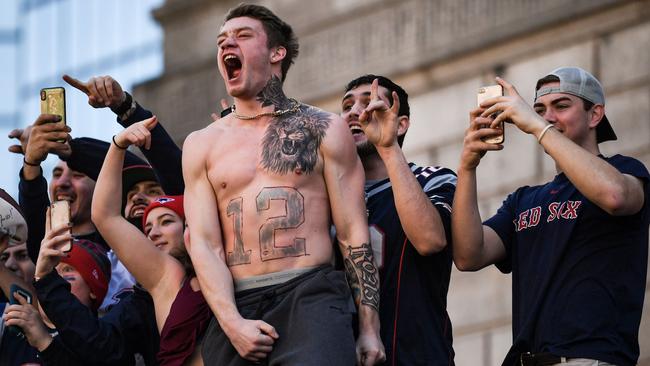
left=50, top=200, right=72, bottom=252
left=40, top=87, right=66, bottom=125
left=477, top=85, right=504, bottom=144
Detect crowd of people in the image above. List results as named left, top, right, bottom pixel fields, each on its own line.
left=0, top=3, right=648, bottom=366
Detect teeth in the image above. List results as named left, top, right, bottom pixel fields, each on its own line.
left=57, top=195, right=73, bottom=202
left=350, top=126, right=363, bottom=133
left=224, top=55, right=237, bottom=61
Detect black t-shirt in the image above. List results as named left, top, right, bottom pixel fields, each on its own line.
left=366, top=163, right=456, bottom=365
left=484, top=154, right=650, bottom=366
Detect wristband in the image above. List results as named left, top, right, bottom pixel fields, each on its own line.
left=110, top=91, right=132, bottom=116
left=537, top=124, right=555, bottom=143
left=23, top=157, right=41, bottom=167
left=112, top=135, right=128, bottom=150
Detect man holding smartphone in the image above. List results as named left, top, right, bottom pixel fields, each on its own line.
left=7, top=73, right=179, bottom=363
left=341, top=75, right=457, bottom=365
left=452, top=67, right=649, bottom=365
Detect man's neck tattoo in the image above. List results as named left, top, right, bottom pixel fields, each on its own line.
left=259, top=76, right=332, bottom=175
left=256, top=76, right=292, bottom=109
left=229, top=76, right=299, bottom=120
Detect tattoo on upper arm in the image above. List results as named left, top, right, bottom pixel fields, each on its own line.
left=258, top=76, right=331, bottom=175
left=225, top=187, right=307, bottom=267
left=343, top=243, right=380, bottom=311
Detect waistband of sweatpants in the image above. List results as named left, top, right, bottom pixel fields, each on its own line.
left=234, top=265, right=332, bottom=305
left=520, top=352, right=566, bottom=366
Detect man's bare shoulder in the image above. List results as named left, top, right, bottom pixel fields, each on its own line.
left=184, top=116, right=234, bottom=146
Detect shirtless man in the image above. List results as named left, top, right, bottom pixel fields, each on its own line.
left=183, top=4, right=384, bottom=365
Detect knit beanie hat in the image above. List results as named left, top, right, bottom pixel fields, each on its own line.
left=60, top=239, right=111, bottom=312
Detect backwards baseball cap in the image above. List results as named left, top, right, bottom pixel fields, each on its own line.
left=0, top=189, right=27, bottom=246
left=142, top=195, right=185, bottom=230
left=535, top=66, right=617, bottom=143
left=60, top=239, right=111, bottom=312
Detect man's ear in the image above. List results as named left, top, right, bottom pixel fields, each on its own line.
left=270, top=46, right=287, bottom=64
left=588, top=104, right=605, bottom=129
left=397, top=116, right=410, bottom=137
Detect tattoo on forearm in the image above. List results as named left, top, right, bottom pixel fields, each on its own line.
left=343, top=243, right=380, bottom=311
left=259, top=76, right=331, bottom=175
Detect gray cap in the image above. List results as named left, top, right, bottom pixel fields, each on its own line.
left=0, top=189, right=27, bottom=246
left=535, top=67, right=616, bottom=143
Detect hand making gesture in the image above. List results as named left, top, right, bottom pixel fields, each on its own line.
left=358, top=78, right=403, bottom=150
left=113, top=116, right=158, bottom=150
left=63, top=74, right=126, bottom=109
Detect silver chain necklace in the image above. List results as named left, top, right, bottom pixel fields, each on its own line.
left=231, top=99, right=301, bottom=120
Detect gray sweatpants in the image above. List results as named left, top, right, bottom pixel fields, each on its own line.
left=201, top=266, right=356, bottom=366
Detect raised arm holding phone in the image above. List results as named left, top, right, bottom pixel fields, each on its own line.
left=452, top=67, right=649, bottom=366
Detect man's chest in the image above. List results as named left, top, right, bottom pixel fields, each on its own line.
left=208, top=123, right=324, bottom=186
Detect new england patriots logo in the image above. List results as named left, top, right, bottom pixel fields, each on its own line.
left=155, top=197, right=175, bottom=204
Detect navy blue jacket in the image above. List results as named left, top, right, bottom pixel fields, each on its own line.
left=35, top=271, right=158, bottom=366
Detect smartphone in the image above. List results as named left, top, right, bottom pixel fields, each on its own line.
left=50, top=200, right=72, bottom=252
left=7, top=284, right=33, bottom=337
left=477, top=85, right=504, bottom=144
left=40, top=87, right=66, bottom=142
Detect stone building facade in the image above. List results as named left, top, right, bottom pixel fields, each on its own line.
left=135, top=0, right=650, bottom=364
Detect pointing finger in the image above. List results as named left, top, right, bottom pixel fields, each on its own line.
left=143, top=116, right=158, bottom=131
left=62, top=75, right=89, bottom=94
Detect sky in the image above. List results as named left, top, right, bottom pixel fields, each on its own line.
left=0, top=0, right=165, bottom=198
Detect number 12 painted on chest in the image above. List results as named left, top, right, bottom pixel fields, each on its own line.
left=226, top=186, right=306, bottom=266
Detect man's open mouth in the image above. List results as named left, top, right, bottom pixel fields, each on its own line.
left=224, top=54, right=242, bottom=80
left=349, top=124, right=364, bottom=136
left=55, top=192, right=75, bottom=203
left=130, top=204, right=147, bottom=218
